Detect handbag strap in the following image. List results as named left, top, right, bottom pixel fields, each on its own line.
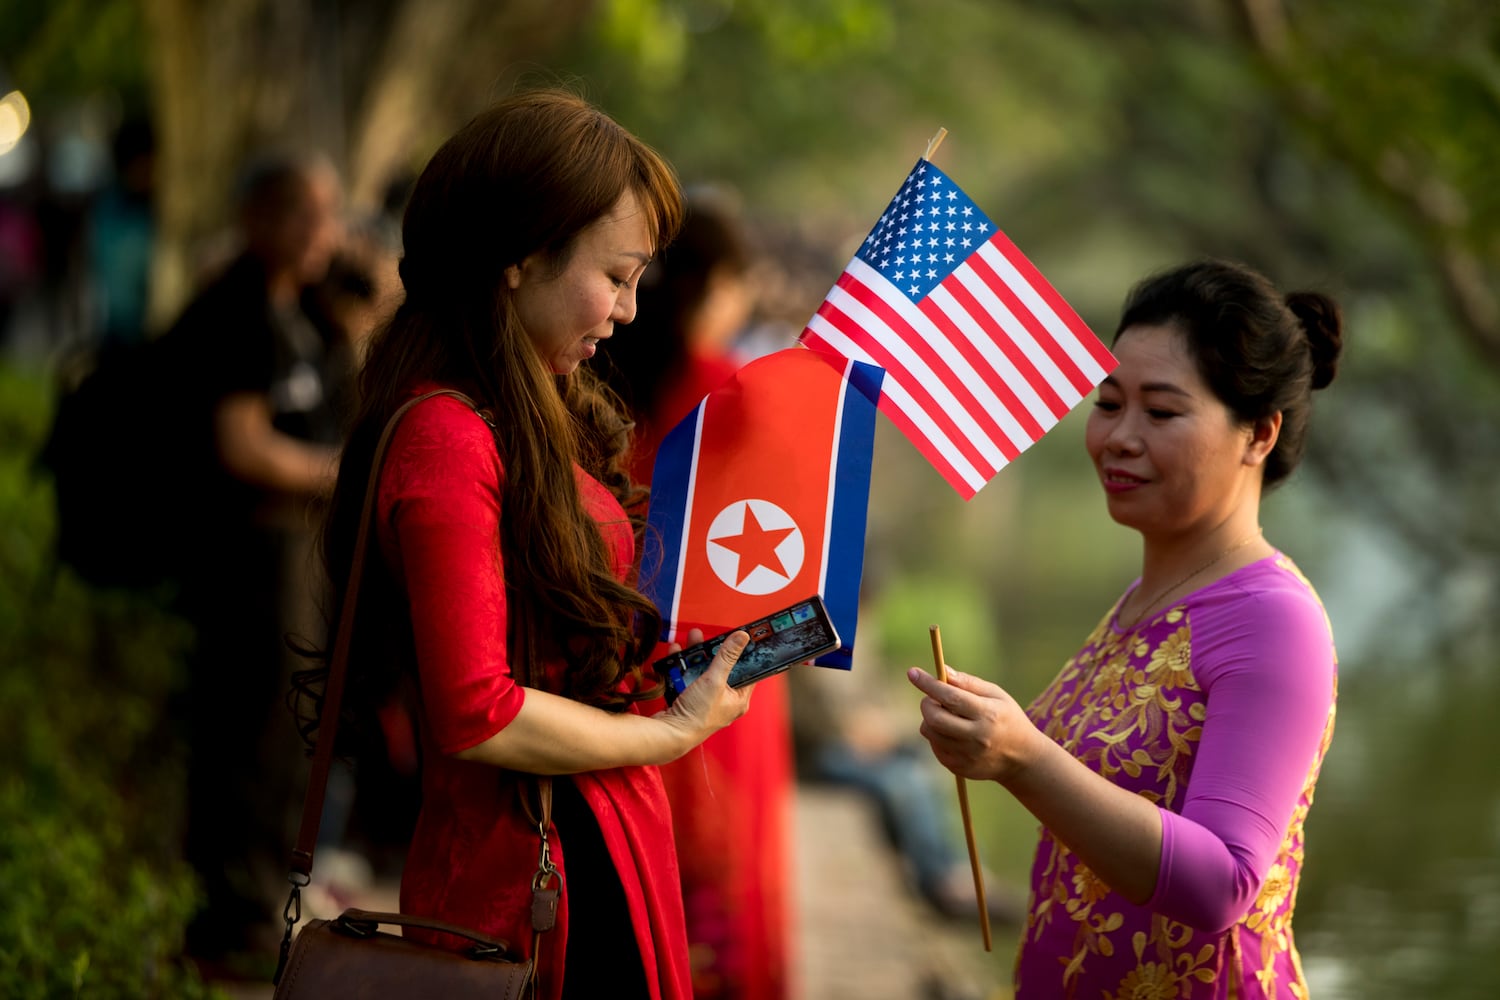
left=288, top=388, right=456, bottom=878
left=278, top=389, right=554, bottom=960
left=333, top=908, right=516, bottom=953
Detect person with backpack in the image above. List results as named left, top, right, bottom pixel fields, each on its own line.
left=163, top=150, right=348, bottom=976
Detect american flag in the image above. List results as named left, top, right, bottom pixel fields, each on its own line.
left=799, top=158, right=1117, bottom=499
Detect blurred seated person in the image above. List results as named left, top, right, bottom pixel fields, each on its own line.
left=790, top=603, right=1024, bottom=926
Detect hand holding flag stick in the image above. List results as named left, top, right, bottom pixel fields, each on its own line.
left=928, top=624, right=993, bottom=952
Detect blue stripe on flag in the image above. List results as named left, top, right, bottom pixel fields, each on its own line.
left=816, top=358, right=883, bottom=670
left=639, top=402, right=704, bottom=637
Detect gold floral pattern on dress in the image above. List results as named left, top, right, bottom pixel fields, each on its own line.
left=1019, top=557, right=1337, bottom=999
left=1147, top=626, right=1193, bottom=689
left=1247, top=864, right=1292, bottom=931
left=1110, top=960, right=1180, bottom=1000
left=1068, top=863, right=1110, bottom=911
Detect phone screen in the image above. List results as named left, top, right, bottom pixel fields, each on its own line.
left=657, top=595, right=840, bottom=704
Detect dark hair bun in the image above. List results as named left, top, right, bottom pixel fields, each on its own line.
left=1286, top=291, right=1343, bottom=390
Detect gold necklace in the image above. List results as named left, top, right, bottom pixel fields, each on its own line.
left=1120, top=528, right=1263, bottom=629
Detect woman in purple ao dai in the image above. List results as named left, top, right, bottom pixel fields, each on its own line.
left=909, top=258, right=1345, bottom=999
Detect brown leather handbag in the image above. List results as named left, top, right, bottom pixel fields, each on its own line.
left=274, top=908, right=533, bottom=1000
left=272, top=390, right=557, bottom=999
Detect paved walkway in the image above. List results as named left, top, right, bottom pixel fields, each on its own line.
left=792, top=785, right=1012, bottom=1000
left=211, top=784, right=1013, bottom=1000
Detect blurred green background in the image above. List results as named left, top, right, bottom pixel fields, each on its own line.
left=2, top=1, right=1498, bottom=997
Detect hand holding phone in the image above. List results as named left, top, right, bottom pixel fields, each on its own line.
left=655, top=595, right=841, bottom=706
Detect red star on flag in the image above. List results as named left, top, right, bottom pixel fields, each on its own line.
left=709, top=505, right=796, bottom=586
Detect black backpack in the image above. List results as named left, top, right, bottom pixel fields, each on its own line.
left=35, top=338, right=203, bottom=590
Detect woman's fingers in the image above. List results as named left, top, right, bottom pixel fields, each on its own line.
left=931, top=665, right=1006, bottom=698
left=666, top=627, right=707, bottom=656
left=670, top=630, right=752, bottom=731
left=908, top=669, right=969, bottom=738
left=907, top=666, right=952, bottom=706
left=908, top=666, right=987, bottom=719
left=907, top=665, right=1019, bottom=782
left=700, top=631, right=749, bottom=689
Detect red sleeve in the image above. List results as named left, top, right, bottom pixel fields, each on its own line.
left=377, top=394, right=525, bottom=754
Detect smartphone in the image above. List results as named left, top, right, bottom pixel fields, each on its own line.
left=655, top=594, right=841, bottom=705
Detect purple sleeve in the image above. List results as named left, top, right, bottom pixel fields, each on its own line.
left=1146, top=582, right=1335, bottom=932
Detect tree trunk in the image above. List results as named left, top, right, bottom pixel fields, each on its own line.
left=139, top=0, right=596, bottom=329
left=344, top=0, right=599, bottom=212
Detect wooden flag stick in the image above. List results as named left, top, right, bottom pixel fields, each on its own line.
left=923, top=127, right=949, bottom=162
left=929, top=625, right=993, bottom=951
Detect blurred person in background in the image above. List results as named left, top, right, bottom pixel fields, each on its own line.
left=0, top=176, right=43, bottom=356
left=600, top=183, right=753, bottom=487
left=83, top=114, right=156, bottom=353
left=909, top=258, right=1344, bottom=999
left=789, top=613, right=1025, bottom=929
left=305, top=229, right=395, bottom=425
left=163, top=149, right=347, bottom=976
left=599, top=186, right=794, bottom=999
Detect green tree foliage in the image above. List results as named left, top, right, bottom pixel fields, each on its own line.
left=0, top=0, right=147, bottom=103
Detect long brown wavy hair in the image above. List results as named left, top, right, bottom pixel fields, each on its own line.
left=295, top=88, right=683, bottom=758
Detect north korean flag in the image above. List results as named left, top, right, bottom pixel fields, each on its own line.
left=640, top=347, right=883, bottom=670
